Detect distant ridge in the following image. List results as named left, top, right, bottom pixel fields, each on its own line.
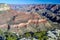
left=0, top=3, right=10, bottom=11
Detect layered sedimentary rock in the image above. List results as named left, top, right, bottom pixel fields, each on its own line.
left=0, top=19, right=52, bottom=34
left=0, top=4, right=59, bottom=34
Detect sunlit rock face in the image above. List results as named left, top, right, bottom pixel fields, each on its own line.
left=0, top=8, right=40, bottom=25
left=0, top=3, right=10, bottom=11
left=0, top=4, right=60, bottom=34
left=0, top=19, right=52, bottom=34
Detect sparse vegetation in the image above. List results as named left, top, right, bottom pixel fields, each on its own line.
left=0, top=30, right=48, bottom=40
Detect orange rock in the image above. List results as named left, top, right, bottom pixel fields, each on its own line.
left=18, top=23, right=27, bottom=28
left=38, top=19, right=47, bottom=23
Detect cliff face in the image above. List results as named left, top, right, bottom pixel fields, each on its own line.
left=0, top=19, right=52, bottom=34
left=0, top=9, right=52, bottom=34
left=0, top=9, right=40, bottom=24
left=0, top=4, right=60, bottom=34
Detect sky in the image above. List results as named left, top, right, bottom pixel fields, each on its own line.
left=0, top=0, right=60, bottom=4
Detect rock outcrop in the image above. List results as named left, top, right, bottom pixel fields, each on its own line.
left=0, top=3, right=10, bottom=11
